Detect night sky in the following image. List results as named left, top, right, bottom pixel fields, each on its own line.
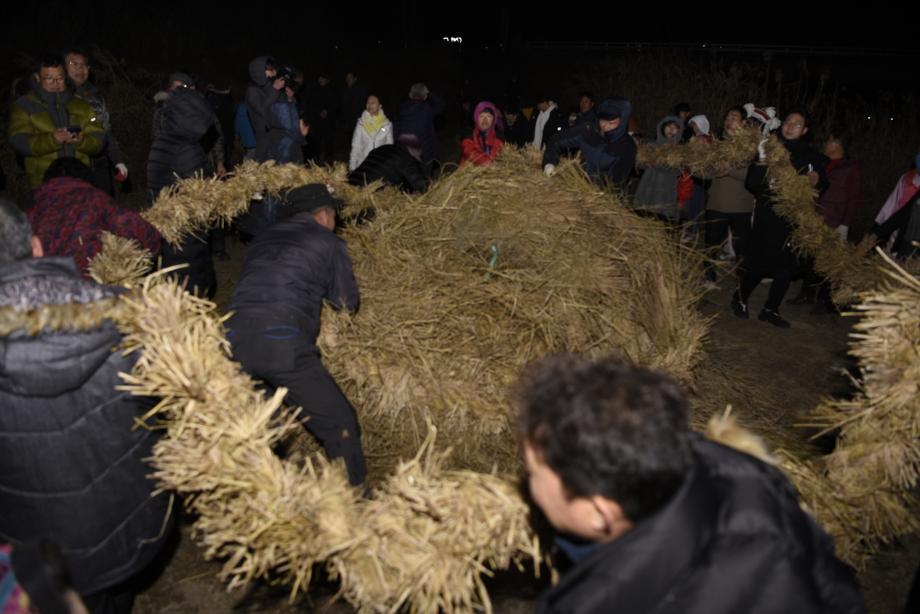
left=3, top=3, right=917, bottom=97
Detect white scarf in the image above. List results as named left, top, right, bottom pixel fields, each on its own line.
left=532, top=102, right=558, bottom=149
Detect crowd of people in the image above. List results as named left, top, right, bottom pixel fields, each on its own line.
left=3, top=49, right=918, bottom=613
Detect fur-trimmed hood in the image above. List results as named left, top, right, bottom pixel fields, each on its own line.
left=0, top=257, right=121, bottom=396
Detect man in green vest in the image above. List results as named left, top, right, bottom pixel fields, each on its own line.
left=8, top=56, right=105, bottom=189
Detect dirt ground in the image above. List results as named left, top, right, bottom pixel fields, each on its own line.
left=132, top=237, right=920, bottom=614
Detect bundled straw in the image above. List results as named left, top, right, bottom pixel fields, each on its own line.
left=636, top=127, right=761, bottom=176
left=87, top=232, right=154, bottom=287
left=638, top=130, right=886, bottom=303
left=789, top=252, right=920, bottom=568
left=759, top=137, right=879, bottom=304
left=107, top=272, right=537, bottom=612
left=143, top=160, right=376, bottom=246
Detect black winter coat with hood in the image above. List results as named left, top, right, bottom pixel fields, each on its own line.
left=0, top=258, right=171, bottom=596
left=543, top=98, right=637, bottom=186
left=246, top=56, right=284, bottom=162
left=146, top=87, right=216, bottom=200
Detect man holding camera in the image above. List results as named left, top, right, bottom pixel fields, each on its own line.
left=8, top=55, right=105, bottom=189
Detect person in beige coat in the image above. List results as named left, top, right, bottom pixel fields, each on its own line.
left=704, top=107, right=755, bottom=281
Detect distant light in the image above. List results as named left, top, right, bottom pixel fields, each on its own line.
left=890, top=117, right=895, bottom=121
left=867, top=116, right=872, bottom=120
left=442, top=36, right=463, bottom=43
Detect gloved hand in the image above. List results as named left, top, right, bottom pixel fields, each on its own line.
left=114, top=163, right=128, bottom=181
left=543, top=164, right=556, bottom=177
left=836, top=225, right=848, bottom=241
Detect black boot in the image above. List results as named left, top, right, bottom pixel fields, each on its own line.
left=758, top=308, right=791, bottom=328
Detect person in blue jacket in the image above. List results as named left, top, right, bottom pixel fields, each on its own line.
left=541, top=97, right=637, bottom=187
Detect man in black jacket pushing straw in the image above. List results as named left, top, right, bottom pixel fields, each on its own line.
left=227, top=184, right=367, bottom=485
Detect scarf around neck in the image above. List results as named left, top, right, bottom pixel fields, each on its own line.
left=362, top=110, right=388, bottom=135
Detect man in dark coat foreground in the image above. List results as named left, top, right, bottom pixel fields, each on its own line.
left=227, top=184, right=367, bottom=485
left=0, top=199, right=172, bottom=612
left=516, top=354, right=865, bottom=614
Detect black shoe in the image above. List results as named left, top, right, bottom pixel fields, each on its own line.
left=731, top=291, right=749, bottom=319
left=758, top=308, right=791, bottom=328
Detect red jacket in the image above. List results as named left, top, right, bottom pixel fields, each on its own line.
left=28, top=177, right=161, bottom=277
left=817, top=158, right=862, bottom=228
left=461, top=129, right=504, bottom=166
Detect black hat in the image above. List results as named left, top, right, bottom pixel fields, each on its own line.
left=168, top=71, right=195, bottom=88
left=596, top=99, right=623, bottom=121
left=286, top=183, right=344, bottom=215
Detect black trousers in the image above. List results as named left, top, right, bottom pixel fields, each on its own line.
left=738, top=266, right=794, bottom=312
left=228, top=313, right=367, bottom=485
left=705, top=211, right=751, bottom=263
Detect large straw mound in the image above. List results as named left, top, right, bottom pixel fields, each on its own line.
left=315, top=147, right=708, bottom=474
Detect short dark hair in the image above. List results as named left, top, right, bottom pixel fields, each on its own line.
left=673, top=102, right=691, bottom=115
left=0, top=199, right=34, bottom=264
left=784, top=107, right=811, bottom=127
left=43, top=157, right=93, bottom=184
left=726, top=105, right=746, bottom=119
left=579, top=91, right=594, bottom=102
left=826, top=130, right=851, bottom=155
left=62, top=47, right=90, bottom=63
left=35, top=55, right=64, bottom=72
left=516, top=354, right=693, bottom=522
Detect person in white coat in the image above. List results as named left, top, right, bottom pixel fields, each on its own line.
left=349, top=95, right=394, bottom=171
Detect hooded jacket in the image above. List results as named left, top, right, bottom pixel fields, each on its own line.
left=245, top=56, right=283, bottom=162
left=460, top=101, right=504, bottom=166
left=146, top=87, right=216, bottom=200
left=349, top=110, right=394, bottom=171
left=0, top=258, right=171, bottom=596
left=8, top=81, right=105, bottom=188
left=542, top=98, right=637, bottom=186
left=632, top=115, right=685, bottom=221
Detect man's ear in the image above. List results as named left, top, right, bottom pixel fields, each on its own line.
left=33, top=72, right=40, bottom=84
left=590, top=495, right=632, bottom=540
left=32, top=235, right=44, bottom=258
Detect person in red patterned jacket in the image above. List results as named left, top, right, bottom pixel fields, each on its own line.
left=27, top=157, right=160, bottom=277
left=460, top=101, right=503, bottom=166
